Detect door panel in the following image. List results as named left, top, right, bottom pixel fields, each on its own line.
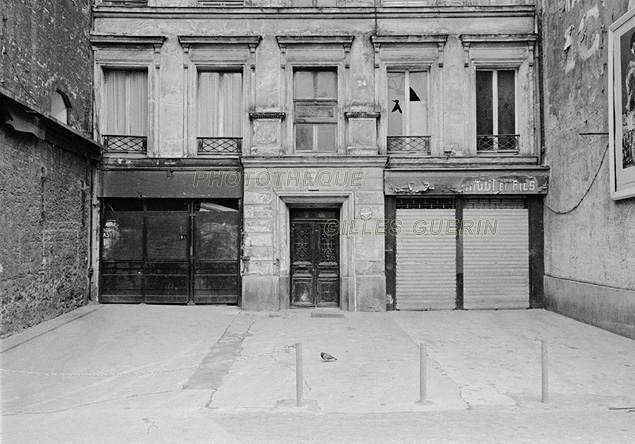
left=290, top=210, right=339, bottom=307
left=100, top=199, right=240, bottom=305
left=193, top=205, right=240, bottom=304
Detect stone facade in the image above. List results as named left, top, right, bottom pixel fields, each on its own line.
left=0, top=1, right=100, bottom=337
left=92, top=0, right=541, bottom=311
left=541, top=0, right=635, bottom=338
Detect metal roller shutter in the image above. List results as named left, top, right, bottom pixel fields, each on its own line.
left=463, top=198, right=529, bottom=309
left=395, top=198, right=456, bottom=310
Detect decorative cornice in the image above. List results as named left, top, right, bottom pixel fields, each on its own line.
left=249, top=112, right=286, bottom=120
left=178, top=35, right=262, bottom=46
left=90, top=34, right=166, bottom=47
left=276, top=35, right=354, bottom=46
left=371, top=35, right=448, bottom=46
left=459, top=34, right=538, bottom=44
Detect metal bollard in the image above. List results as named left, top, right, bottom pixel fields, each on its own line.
left=541, top=339, right=549, bottom=403
left=419, top=343, right=427, bottom=403
left=296, top=342, right=303, bottom=407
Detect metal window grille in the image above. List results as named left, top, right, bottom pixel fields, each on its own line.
left=464, top=198, right=528, bottom=209
left=197, top=137, right=242, bottom=154
left=477, top=134, right=519, bottom=152
left=396, top=197, right=456, bottom=210
left=103, top=135, right=147, bottom=153
left=101, top=0, right=148, bottom=5
left=387, top=136, right=431, bottom=154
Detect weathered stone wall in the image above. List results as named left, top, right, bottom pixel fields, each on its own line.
left=0, top=128, right=93, bottom=338
left=1, top=0, right=92, bottom=134
left=541, top=0, right=635, bottom=338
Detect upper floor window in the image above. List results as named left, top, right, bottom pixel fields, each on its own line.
left=51, top=90, right=70, bottom=124
left=476, top=69, right=517, bottom=152
left=387, top=70, right=429, bottom=154
left=197, top=71, right=243, bottom=154
left=103, top=69, right=148, bottom=152
left=294, top=69, right=338, bottom=152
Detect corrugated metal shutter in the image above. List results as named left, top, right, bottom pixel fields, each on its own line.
left=395, top=199, right=456, bottom=310
left=463, top=198, right=529, bottom=309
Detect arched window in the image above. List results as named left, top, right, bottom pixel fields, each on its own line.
left=51, top=90, right=71, bottom=124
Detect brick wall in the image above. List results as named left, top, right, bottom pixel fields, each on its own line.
left=0, top=0, right=92, bottom=134
left=0, top=127, right=93, bottom=338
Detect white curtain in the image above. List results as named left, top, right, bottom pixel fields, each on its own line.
left=105, top=70, right=148, bottom=136
left=198, top=72, right=242, bottom=137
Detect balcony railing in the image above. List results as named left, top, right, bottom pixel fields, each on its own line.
left=103, top=135, right=147, bottom=153
left=387, top=136, right=431, bottom=154
left=198, top=137, right=242, bottom=154
left=477, top=134, right=519, bottom=153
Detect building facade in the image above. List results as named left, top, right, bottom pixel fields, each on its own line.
left=540, top=0, right=635, bottom=339
left=92, top=0, right=547, bottom=312
left=1, top=0, right=101, bottom=337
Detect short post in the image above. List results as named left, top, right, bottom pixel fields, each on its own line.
left=419, top=343, right=427, bottom=403
left=295, top=342, right=303, bottom=407
left=541, top=339, right=548, bottom=403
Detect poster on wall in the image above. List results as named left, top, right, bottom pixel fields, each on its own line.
left=609, top=8, right=635, bottom=200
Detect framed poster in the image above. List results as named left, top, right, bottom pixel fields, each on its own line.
left=609, top=8, right=635, bottom=200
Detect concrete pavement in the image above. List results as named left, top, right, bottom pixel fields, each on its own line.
left=1, top=305, right=634, bottom=443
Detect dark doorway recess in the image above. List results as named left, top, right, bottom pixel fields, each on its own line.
left=290, top=208, right=340, bottom=307
left=100, top=198, right=240, bottom=305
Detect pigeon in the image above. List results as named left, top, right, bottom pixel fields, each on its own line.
left=391, top=99, right=403, bottom=113
left=321, top=352, right=337, bottom=362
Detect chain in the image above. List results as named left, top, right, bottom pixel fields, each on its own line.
left=0, top=345, right=296, bottom=378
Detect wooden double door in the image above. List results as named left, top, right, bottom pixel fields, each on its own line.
left=290, top=209, right=340, bottom=307
left=100, top=199, right=240, bottom=304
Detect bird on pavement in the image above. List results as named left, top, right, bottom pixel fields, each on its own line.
left=321, top=352, right=337, bottom=362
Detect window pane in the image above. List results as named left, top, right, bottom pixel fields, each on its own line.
left=316, top=71, right=337, bottom=99
left=198, top=72, right=242, bottom=137
left=296, top=124, right=313, bottom=150
left=476, top=70, right=493, bottom=136
left=104, top=69, right=148, bottom=136
left=387, top=72, right=405, bottom=136
left=146, top=213, right=189, bottom=261
left=409, top=71, right=427, bottom=136
left=102, top=211, right=144, bottom=261
left=316, top=124, right=337, bottom=152
left=497, top=70, right=516, bottom=135
left=294, top=71, right=314, bottom=99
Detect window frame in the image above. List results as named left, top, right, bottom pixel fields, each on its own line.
left=293, top=68, right=339, bottom=153
left=179, top=35, right=261, bottom=157
left=461, top=34, right=537, bottom=156
left=91, top=35, right=164, bottom=157
left=475, top=68, right=519, bottom=152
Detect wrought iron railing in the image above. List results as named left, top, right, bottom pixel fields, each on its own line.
left=477, top=134, right=519, bottom=152
left=198, top=0, right=244, bottom=5
left=387, top=136, right=431, bottom=154
left=197, top=137, right=242, bottom=154
left=103, top=135, right=147, bottom=153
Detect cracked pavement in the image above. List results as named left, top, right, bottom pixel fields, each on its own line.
left=1, top=305, right=634, bottom=443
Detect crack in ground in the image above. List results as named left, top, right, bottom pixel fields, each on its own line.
left=1, top=389, right=179, bottom=416
left=391, top=317, right=472, bottom=410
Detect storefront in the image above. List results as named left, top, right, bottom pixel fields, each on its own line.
left=385, top=168, right=549, bottom=311
left=98, top=168, right=242, bottom=304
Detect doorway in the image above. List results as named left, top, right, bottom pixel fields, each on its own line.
left=290, top=208, right=339, bottom=307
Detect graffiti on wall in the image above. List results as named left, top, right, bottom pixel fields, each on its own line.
left=564, top=3, right=604, bottom=74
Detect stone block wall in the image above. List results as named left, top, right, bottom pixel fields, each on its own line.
left=1, top=0, right=92, bottom=134
left=0, top=128, right=93, bottom=338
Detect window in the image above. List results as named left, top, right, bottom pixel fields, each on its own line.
left=51, top=90, right=70, bottom=124
left=387, top=70, right=429, bottom=153
left=103, top=69, right=148, bottom=152
left=476, top=69, right=517, bottom=152
left=294, top=69, right=338, bottom=152
left=197, top=71, right=243, bottom=154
